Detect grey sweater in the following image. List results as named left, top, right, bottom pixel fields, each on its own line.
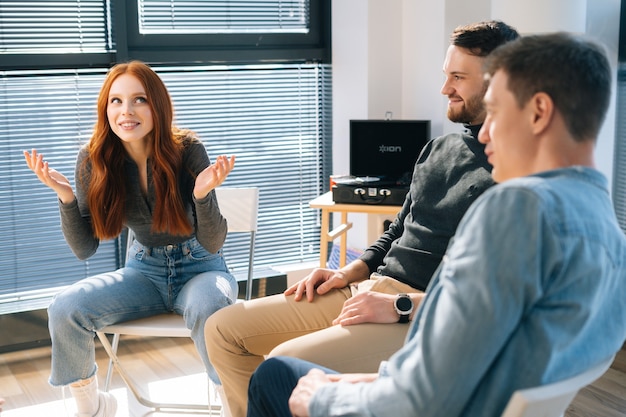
left=59, top=138, right=227, bottom=260
left=360, top=125, right=494, bottom=291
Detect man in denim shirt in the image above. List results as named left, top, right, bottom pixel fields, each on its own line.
left=246, top=33, right=626, bottom=417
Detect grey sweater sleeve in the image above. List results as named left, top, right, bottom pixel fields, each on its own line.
left=184, top=140, right=228, bottom=253
left=59, top=147, right=100, bottom=260
left=359, top=197, right=409, bottom=273
left=358, top=130, right=495, bottom=291
left=193, top=190, right=228, bottom=253
left=60, top=139, right=228, bottom=259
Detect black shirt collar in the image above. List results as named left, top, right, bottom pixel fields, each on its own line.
left=464, top=124, right=483, bottom=140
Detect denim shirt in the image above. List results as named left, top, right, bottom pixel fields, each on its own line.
left=309, top=167, right=626, bottom=417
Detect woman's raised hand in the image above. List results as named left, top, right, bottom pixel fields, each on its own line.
left=193, top=155, right=236, bottom=199
left=23, top=149, right=74, bottom=204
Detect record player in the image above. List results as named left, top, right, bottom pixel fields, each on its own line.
left=331, top=119, right=430, bottom=206
left=331, top=176, right=409, bottom=206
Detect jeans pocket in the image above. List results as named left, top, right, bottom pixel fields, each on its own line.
left=187, top=244, right=222, bottom=262
left=128, top=241, right=147, bottom=261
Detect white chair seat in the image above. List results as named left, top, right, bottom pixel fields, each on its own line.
left=501, top=354, right=615, bottom=417
left=100, top=313, right=191, bottom=337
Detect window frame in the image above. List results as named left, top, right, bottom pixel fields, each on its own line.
left=618, top=0, right=626, bottom=62
left=0, top=0, right=331, bottom=70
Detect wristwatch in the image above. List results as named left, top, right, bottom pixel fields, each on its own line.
left=394, top=293, right=413, bottom=323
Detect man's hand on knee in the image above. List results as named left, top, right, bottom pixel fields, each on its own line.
left=284, top=268, right=350, bottom=302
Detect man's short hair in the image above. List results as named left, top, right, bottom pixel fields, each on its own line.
left=450, top=20, right=520, bottom=57
left=484, top=32, right=612, bottom=142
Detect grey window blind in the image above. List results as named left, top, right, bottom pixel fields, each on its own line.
left=612, top=63, right=626, bottom=231
left=138, top=0, right=309, bottom=34
left=0, top=63, right=331, bottom=313
left=158, top=63, right=330, bottom=272
left=0, top=69, right=116, bottom=314
left=0, top=0, right=113, bottom=53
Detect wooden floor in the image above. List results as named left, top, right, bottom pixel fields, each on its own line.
left=0, top=336, right=218, bottom=417
left=1, top=338, right=625, bottom=416
left=567, top=343, right=626, bottom=417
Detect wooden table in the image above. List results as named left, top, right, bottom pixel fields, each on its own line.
left=309, top=191, right=401, bottom=268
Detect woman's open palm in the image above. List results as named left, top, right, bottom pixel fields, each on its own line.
left=194, top=155, right=236, bottom=199
left=23, top=149, right=74, bottom=204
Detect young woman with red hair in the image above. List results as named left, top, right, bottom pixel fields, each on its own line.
left=24, top=61, right=237, bottom=417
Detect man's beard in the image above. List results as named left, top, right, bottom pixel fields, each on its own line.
left=447, top=87, right=487, bottom=124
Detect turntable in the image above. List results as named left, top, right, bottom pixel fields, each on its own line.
left=330, top=119, right=430, bottom=206
left=331, top=175, right=409, bottom=206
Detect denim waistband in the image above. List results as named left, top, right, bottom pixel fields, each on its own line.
left=134, top=237, right=199, bottom=256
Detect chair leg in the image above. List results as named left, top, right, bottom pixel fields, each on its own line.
left=102, top=333, right=119, bottom=391
left=212, top=382, right=231, bottom=417
left=95, top=331, right=221, bottom=414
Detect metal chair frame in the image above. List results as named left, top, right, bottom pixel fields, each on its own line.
left=95, top=187, right=259, bottom=414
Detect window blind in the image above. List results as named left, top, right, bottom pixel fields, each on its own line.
left=612, top=63, right=626, bottom=231
left=0, top=63, right=331, bottom=313
left=0, top=0, right=113, bottom=53
left=0, top=69, right=117, bottom=313
left=138, top=0, right=309, bottom=34
left=158, top=63, right=331, bottom=272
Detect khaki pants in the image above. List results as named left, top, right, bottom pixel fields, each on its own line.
left=204, top=274, right=419, bottom=417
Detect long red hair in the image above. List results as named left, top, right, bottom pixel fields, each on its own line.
left=81, top=61, right=193, bottom=240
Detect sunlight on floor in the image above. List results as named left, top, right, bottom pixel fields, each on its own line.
left=3, top=372, right=219, bottom=417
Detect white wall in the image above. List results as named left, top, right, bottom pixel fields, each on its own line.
left=331, top=0, right=622, bottom=250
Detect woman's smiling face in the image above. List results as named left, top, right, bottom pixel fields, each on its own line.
left=107, top=73, right=154, bottom=147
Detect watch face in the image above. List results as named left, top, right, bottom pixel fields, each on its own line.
left=396, top=296, right=412, bottom=312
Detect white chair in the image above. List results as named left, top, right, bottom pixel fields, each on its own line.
left=95, top=187, right=259, bottom=414
left=501, top=354, right=615, bottom=417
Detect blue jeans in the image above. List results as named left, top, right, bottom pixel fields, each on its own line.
left=247, top=357, right=337, bottom=417
left=47, top=237, right=237, bottom=386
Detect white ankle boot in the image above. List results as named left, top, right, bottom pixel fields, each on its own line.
left=70, top=377, right=117, bottom=417
left=81, top=391, right=117, bottom=417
